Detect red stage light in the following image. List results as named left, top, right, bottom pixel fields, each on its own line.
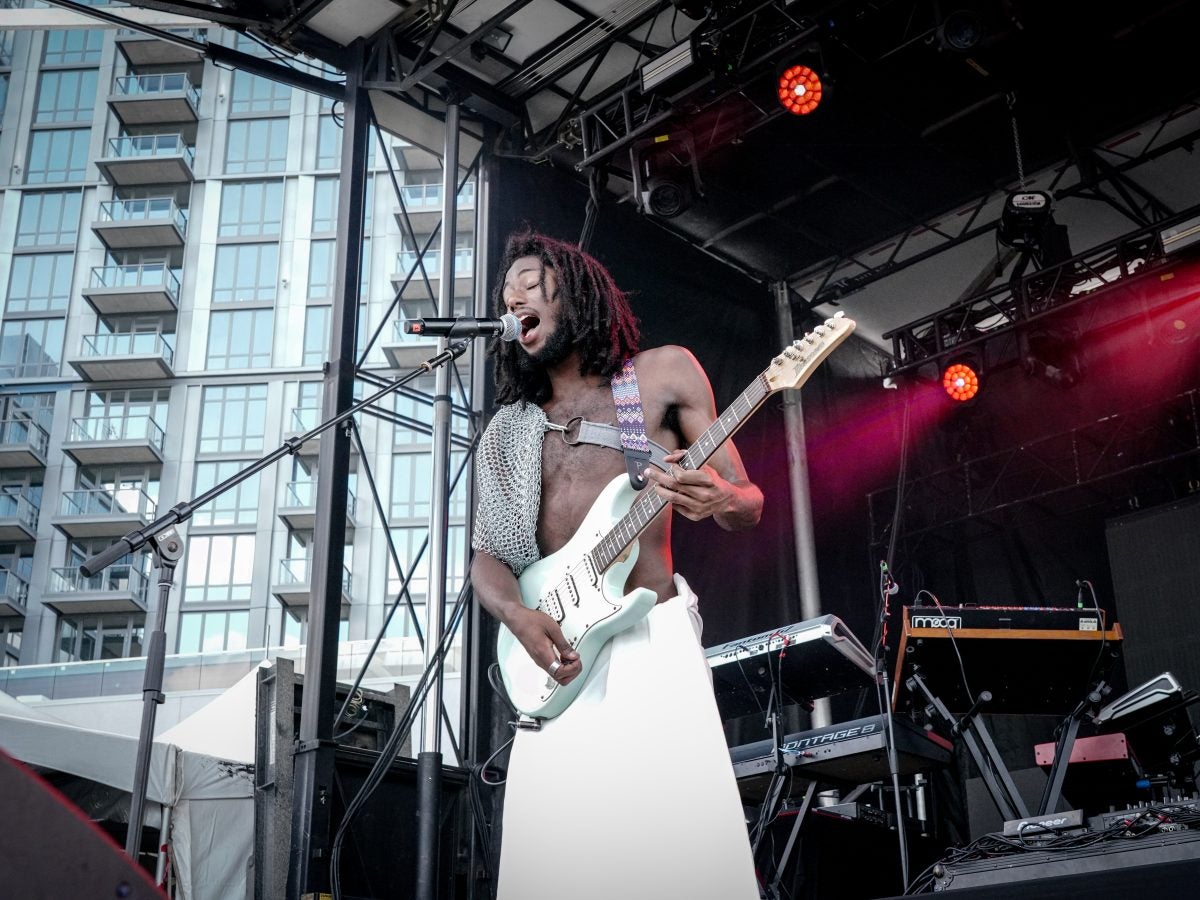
left=942, top=363, right=980, bottom=402
left=777, top=65, right=823, bottom=116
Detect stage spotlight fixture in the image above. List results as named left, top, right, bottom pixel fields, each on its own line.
left=777, top=63, right=823, bottom=115
left=634, top=133, right=703, bottom=219
left=937, top=8, right=986, bottom=52
left=942, top=361, right=980, bottom=402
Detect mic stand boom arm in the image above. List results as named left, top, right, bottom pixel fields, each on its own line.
left=79, top=341, right=471, bottom=861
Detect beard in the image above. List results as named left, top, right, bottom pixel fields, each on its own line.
left=517, top=316, right=576, bottom=373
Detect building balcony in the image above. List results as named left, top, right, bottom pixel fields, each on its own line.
left=282, top=406, right=362, bottom=459
left=116, top=27, right=208, bottom=68
left=0, top=568, right=30, bottom=618
left=81, top=263, right=181, bottom=316
left=381, top=318, right=440, bottom=370
left=278, top=480, right=356, bottom=534
left=93, top=197, right=188, bottom=250
left=64, top=415, right=166, bottom=466
left=392, top=182, right=476, bottom=232
left=0, top=418, right=49, bottom=468
left=0, top=493, right=39, bottom=542
left=96, top=133, right=195, bottom=186
left=108, top=72, right=200, bottom=126
left=271, top=557, right=353, bottom=608
left=43, top=564, right=149, bottom=615
left=55, top=488, right=157, bottom=539
left=68, top=332, right=175, bottom=381
left=389, top=248, right=475, bottom=300
left=392, top=139, right=439, bottom=172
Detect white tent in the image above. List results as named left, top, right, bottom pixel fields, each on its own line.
left=0, top=667, right=262, bottom=900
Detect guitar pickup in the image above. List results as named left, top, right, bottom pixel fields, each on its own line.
left=538, top=591, right=565, bottom=623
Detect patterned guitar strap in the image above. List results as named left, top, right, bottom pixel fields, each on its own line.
left=611, top=358, right=653, bottom=489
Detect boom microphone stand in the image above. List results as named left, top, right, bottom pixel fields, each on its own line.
left=79, top=340, right=472, bottom=862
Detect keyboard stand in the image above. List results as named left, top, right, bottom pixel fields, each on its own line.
left=767, top=781, right=818, bottom=899
left=906, top=669, right=1029, bottom=821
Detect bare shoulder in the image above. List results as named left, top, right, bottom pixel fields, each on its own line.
left=632, top=344, right=714, bottom=408
left=632, top=344, right=707, bottom=383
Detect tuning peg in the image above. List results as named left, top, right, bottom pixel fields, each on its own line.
left=833, top=311, right=846, bottom=319
left=814, top=326, right=828, bottom=335
left=771, top=356, right=783, bottom=366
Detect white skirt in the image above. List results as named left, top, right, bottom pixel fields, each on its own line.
left=497, top=574, right=760, bottom=900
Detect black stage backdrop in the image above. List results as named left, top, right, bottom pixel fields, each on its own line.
left=482, top=156, right=810, bottom=647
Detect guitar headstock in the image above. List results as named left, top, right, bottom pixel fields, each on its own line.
left=763, top=311, right=856, bottom=392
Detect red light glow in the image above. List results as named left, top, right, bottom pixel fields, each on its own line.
left=777, top=65, right=823, bottom=116
left=942, top=363, right=980, bottom=401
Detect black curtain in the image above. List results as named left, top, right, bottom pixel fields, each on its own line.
left=484, top=156, right=801, bottom=645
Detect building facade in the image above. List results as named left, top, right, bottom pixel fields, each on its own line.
left=0, top=18, right=477, bottom=697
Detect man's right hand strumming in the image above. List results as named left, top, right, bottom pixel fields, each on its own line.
left=507, top=606, right=582, bottom=686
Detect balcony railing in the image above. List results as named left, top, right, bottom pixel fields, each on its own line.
left=60, top=487, right=157, bottom=519
left=283, top=479, right=356, bottom=517
left=48, top=564, right=149, bottom=600
left=399, top=181, right=475, bottom=209
left=113, top=72, right=200, bottom=106
left=396, top=249, right=474, bottom=277
left=98, top=197, right=188, bottom=232
left=68, top=414, right=166, bottom=451
left=0, top=567, right=29, bottom=609
left=104, top=133, right=195, bottom=165
left=88, top=263, right=182, bottom=298
left=277, top=557, right=353, bottom=595
left=0, top=493, right=39, bottom=529
left=290, top=406, right=319, bottom=432
left=0, top=419, right=50, bottom=458
left=78, top=332, right=175, bottom=366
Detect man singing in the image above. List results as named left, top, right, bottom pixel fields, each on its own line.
left=471, top=231, right=764, bottom=898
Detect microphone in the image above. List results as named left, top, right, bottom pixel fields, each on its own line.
left=403, top=314, right=521, bottom=341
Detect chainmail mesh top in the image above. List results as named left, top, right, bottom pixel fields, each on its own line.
left=472, top=401, right=549, bottom=575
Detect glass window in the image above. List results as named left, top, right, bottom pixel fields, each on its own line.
left=56, top=614, right=144, bottom=663
left=225, top=118, right=288, bottom=174
left=207, top=308, right=274, bottom=369
left=26, top=128, right=90, bottom=184
left=198, top=384, right=268, bottom=454
left=391, top=453, right=433, bottom=520
left=312, top=176, right=337, bottom=233
left=5, top=254, right=73, bottom=313
left=303, top=305, right=329, bottom=366
left=34, top=70, right=97, bottom=123
left=230, top=70, right=291, bottom=114
left=43, top=30, right=104, bottom=65
left=316, top=114, right=340, bottom=170
left=0, top=319, right=64, bottom=379
left=177, top=610, right=250, bottom=653
left=192, top=461, right=261, bottom=527
left=183, top=534, right=256, bottom=603
left=218, top=180, right=283, bottom=238
left=16, top=191, right=81, bottom=247
left=308, top=239, right=334, bottom=300
left=0, top=75, right=10, bottom=128
left=212, top=242, right=278, bottom=302
left=386, top=525, right=466, bottom=603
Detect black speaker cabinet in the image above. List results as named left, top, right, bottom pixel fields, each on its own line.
left=0, top=748, right=164, bottom=899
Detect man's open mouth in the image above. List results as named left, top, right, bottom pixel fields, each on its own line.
left=519, top=314, right=540, bottom=340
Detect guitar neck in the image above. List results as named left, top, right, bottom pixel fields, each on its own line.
left=592, top=374, right=772, bottom=572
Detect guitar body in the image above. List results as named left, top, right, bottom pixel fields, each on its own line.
left=496, top=474, right=659, bottom=720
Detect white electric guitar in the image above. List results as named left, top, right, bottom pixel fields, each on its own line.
left=496, top=312, right=856, bottom=720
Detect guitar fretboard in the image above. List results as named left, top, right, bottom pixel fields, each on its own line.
left=592, top=374, right=771, bottom=572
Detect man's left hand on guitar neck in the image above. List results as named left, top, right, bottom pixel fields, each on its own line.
left=643, top=450, right=762, bottom=531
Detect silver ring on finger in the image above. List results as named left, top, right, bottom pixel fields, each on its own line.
left=548, top=659, right=562, bottom=678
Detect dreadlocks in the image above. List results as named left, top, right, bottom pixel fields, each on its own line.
left=491, top=230, right=640, bottom=405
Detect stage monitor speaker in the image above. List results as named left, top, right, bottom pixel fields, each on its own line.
left=1106, top=494, right=1200, bottom=701
left=0, top=748, right=164, bottom=899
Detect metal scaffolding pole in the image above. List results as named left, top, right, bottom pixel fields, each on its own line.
left=287, top=40, right=368, bottom=900
left=415, top=96, right=463, bottom=900
left=773, top=282, right=830, bottom=728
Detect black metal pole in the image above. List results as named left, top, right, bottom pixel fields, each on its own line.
left=123, top=528, right=184, bottom=860
left=287, top=39, right=370, bottom=900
